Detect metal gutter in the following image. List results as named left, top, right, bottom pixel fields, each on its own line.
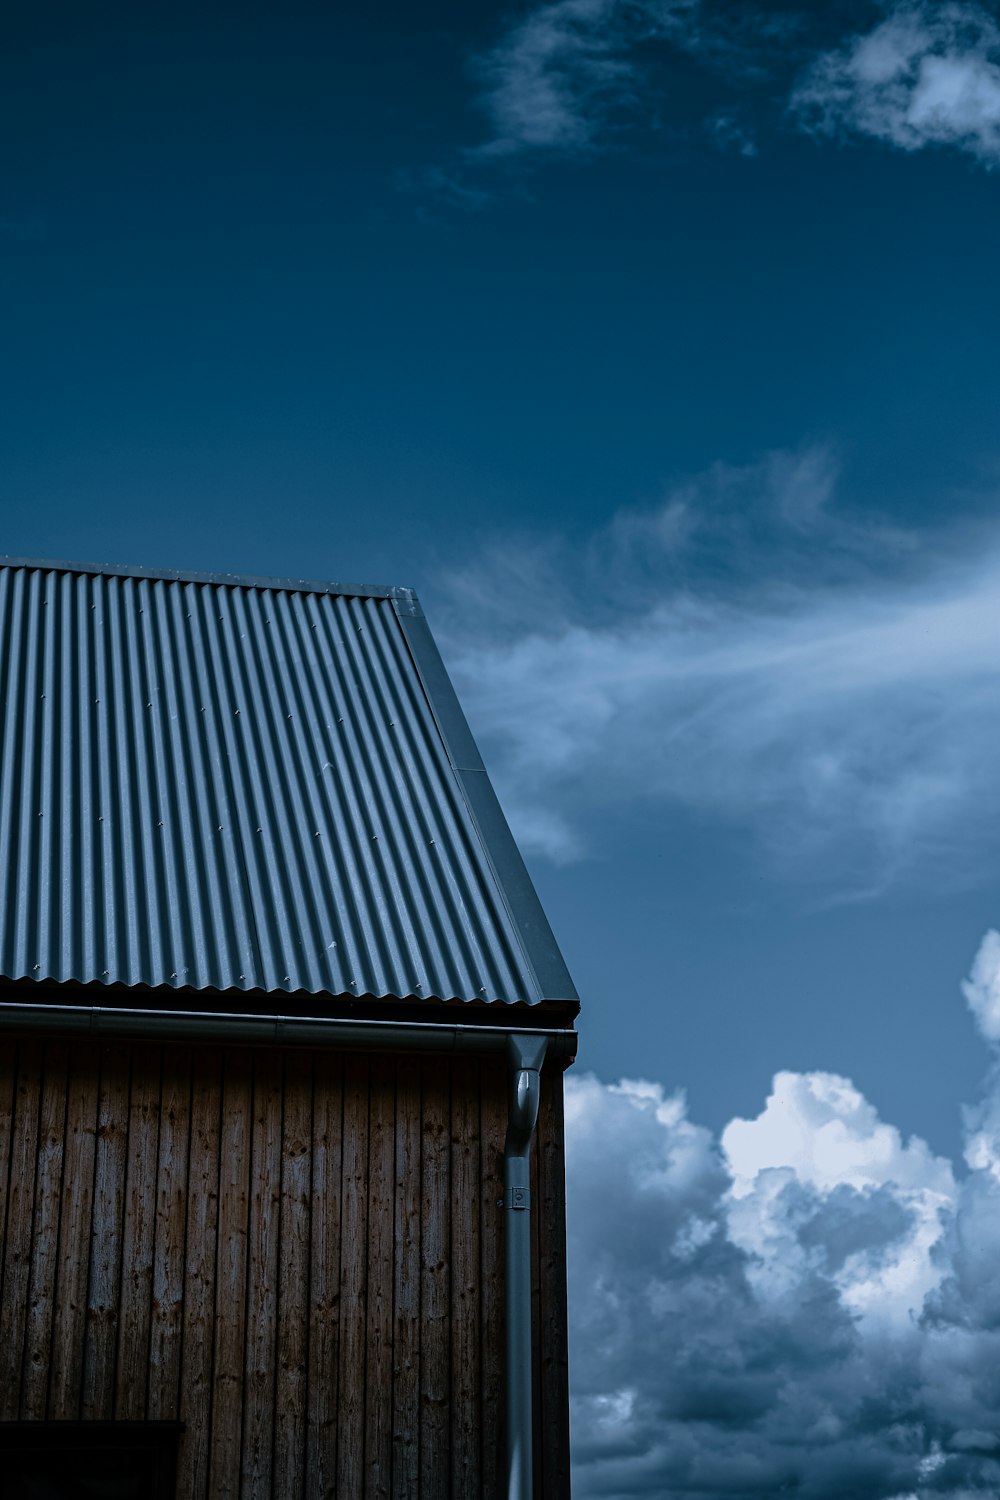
left=503, top=1033, right=549, bottom=1500
left=0, top=1001, right=577, bottom=1061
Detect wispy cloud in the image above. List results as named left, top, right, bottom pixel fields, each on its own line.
left=439, top=445, right=1000, bottom=893
left=566, top=931, right=1000, bottom=1496
left=791, top=2, right=1000, bottom=165
left=427, top=0, right=1000, bottom=193
left=470, top=0, right=642, bottom=159
left=462, top=0, right=778, bottom=166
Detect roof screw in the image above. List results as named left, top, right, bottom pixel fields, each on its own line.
left=283, top=976, right=290, bottom=983
left=235, top=708, right=240, bottom=715
left=158, top=821, right=164, bottom=828
left=314, top=830, right=320, bottom=837
left=218, top=825, right=223, bottom=832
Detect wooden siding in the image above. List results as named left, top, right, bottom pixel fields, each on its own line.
left=0, top=1037, right=570, bottom=1500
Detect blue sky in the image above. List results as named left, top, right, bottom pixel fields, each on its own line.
left=6, top=2, right=1000, bottom=1493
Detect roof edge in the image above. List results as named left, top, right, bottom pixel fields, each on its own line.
left=392, top=599, right=580, bottom=1007
left=0, top=555, right=416, bottom=602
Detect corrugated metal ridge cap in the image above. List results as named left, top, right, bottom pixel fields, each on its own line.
left=0, top=554, right=412, bottom=602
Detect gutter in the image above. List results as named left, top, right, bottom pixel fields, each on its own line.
left=0, top=1001, right=577, bottom=1063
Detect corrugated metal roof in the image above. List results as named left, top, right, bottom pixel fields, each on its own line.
left=0, top=558, right=578, bottom=1007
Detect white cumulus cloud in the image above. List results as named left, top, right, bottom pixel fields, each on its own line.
left=565, top=931, right=1000, bottom=1495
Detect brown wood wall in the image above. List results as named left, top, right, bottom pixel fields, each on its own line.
left=0, top=1036, right=570, bottom=1499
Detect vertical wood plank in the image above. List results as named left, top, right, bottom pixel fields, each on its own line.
left=0, top=1039, right=17, bottom=1258
left=81, top=1042, right=130, bottom=1418
left=537, top=1067, right=571, bottom=1500
left=307, top=1051, right=343, bottom=1500
left=450, top=1057, right=482, bottom=1499
left=210, top=1047, right=252, bottom=1500
left=177, top=1046, right=223, bottom=1500
left=337, top=1053, right=369, bottom=1500
left=242, top=1049, right=283, bottom=1500
left=391, top=1055, right=421, bottom=1500
left=22, top=1041, right=69, bottom=1417
left=364, top=1054, right=395, bottom=1500
left=115, top=1043, right=162, bottom=1418
left=0, top=1041, right=42, bottom=1418
left=419, top=1055, right=450, bottom=1500
left=50, top=1041, right=100, bottom=1417
left=148, top=1045, right=192, bottom=1420
left=479, top=1058, right=507, bottom=1500
left=275, top=1051, right=313, bottom=1500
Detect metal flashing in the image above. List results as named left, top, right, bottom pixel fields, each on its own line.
left=0, top=554, right=408, bottom=601
left=394, top=603, right=579, bottom=1005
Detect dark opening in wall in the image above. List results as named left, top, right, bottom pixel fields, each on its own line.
left=0, top=1421, right=183, bottom=1500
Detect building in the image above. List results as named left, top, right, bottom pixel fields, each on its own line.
left=0, top=557, right=579, bottom=1499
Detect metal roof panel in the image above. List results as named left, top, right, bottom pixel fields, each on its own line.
left=0, top=558, right=578, bottom=1006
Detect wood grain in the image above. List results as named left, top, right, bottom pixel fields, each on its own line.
left=306, top=1050, right=343, bottom=1500
left=275, top=1049, right=313, bottom=1500
left=419, top=1056, right=450, bottom=1500
left=22, top=1042, right=69, bottom=1417
left=451, top=1057, right=482, bottom=1499
left=0, top=1041, right=42, bottom=1419
left=391, top=1054, right=421, bottom=1500
left=209, top=1047, right=252, bottom=1500
left=337, top=1052, right=370, bottom=1500
left=148, top=1045, right=192, bottom=1419
left=479, top=1057, right=507, bottom=1500
left=115, top=1043, right=162, bottom=1419
left=242, top=1047, right=283, bottom=1500
left=81, top=1042, right=130, bottom=1417
left=50, top=1040, right=100, bottom=1416
left=364, top=1053, right=395, bottom=1500
left=177, top=1046, right=223, bottom=1500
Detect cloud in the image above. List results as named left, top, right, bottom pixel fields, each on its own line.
left=463, top=0, right=785, bottom=165
left=438, top=444, right=1000, bottom=894
left=962, top=930, right=1000, bottom=1045
left=565, top=936, right=1000, bottom=1495
left=470, top=0, right=639, bottom=159
left=791, top=2, right=1000, bottom=165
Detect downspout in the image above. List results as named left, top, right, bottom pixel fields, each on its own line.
left=504, top=1031, right=548, bottom=1500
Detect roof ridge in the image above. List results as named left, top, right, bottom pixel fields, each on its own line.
left=0, top=555, right=415, bottom=602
